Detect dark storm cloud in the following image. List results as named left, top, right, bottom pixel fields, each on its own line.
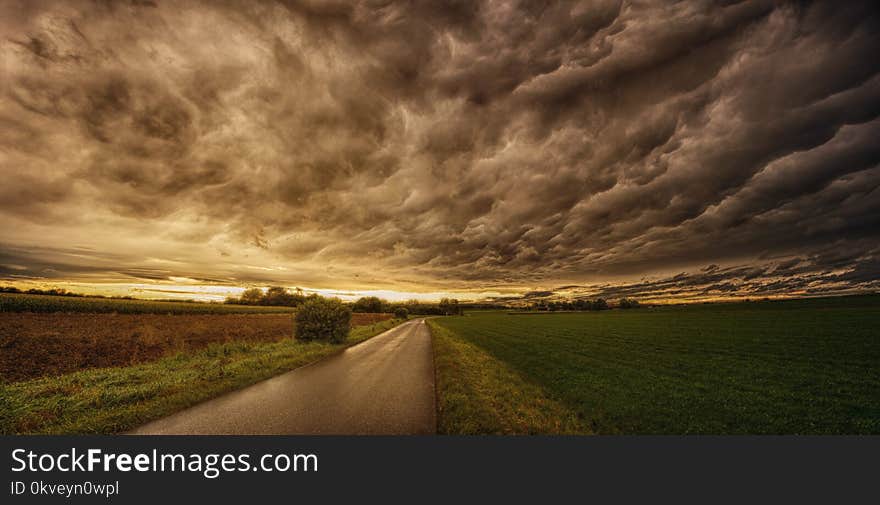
left=1, top=0, right=879, bottom=297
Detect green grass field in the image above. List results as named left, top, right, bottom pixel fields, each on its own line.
left=0, top=319, right=401, bottom=434
left=0, top=293, right=296, bottom=314
left=430, top=296, right=880, bottom=434
left=431, top=322, right=587, bottom=434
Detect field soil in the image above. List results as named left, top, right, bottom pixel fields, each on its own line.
left=0, top=292, right=298, bottom=314
left=1, top=318, right=403, bottom=434
left=1, top=312, right=391, bottom=382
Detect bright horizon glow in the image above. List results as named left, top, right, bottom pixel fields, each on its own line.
left=1, top=280, right=516, bottom=304
left=3, top=278, right=875, bottom=307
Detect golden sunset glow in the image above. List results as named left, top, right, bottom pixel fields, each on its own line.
left=1, top=1, right=878, bottom=304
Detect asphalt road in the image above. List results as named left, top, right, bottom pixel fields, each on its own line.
left=128, top=319, right=436, bottom=435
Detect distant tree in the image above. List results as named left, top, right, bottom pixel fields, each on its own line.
left=400, top=299, right=441, bottom=315
left=591, top=298, right=609, bottom=311
left=618, top=298, right=640, bottom=309
left=352, top=296, right=386, bottom=313
left=262, top=286, right=286, bottom=305
left=260, top=286, right=305, bottom=306
left=239, top=288, right=264, bottom=305
left=439, top=298, right=462, bottom=315
left=393, top=307, right=409, bottom=319
left=295, top=297, right=352, bottom=343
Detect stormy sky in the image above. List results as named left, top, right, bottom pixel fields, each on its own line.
left=1, top=0, right=879, bottom=301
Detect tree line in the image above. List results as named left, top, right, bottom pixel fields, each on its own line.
left=525, top=297, right=641, bottom=311
left=224, top=287, right=464, bottom=315
left=5, top=284, right=640, bottom=314
left=225, top=287, right=644, bottom=313
left=350, top=297, right=464, bottom=316
left=225, top=286, right=309, bottom=306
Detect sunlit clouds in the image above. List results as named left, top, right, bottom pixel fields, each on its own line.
left=1, top=1, right=879, bottom=302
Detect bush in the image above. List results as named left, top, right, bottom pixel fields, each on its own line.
left=295, top=297, right=352, bottom=343
left=393, top=307, right=409, bottom=319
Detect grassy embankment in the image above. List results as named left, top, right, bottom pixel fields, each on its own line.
left=430, top=296, right=880, bottom=434
left=430, top=321, right=588, bottom=434
left=1, top=310, right=402, bottom=434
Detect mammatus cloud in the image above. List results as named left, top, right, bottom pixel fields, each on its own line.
left=1, top=0, right=878, bottom=300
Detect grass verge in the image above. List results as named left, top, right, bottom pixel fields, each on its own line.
left=0, top=319, right=403, bottom=434
left=429, top=319, right=589, bottom=434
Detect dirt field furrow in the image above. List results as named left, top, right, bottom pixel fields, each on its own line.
left=0, top=312, right=392, bottom=382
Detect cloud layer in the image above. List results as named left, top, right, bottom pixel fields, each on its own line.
left=1, top=0, right=879, bottom=299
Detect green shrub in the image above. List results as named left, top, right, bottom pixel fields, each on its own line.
left=294, top=297, right=352, bottom=343
left=393, top=307, right=409, bottom=319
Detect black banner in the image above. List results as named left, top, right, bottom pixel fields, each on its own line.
left=2, top=436, right=876, bottom=503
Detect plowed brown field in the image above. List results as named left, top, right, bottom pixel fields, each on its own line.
left=0, top=312, right=392, bottom=382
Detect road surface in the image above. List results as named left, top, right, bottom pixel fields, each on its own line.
left=129, top=319, right=436, bottom=435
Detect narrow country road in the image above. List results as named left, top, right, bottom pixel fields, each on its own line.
left=128, top=319, right=436, bottom=435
